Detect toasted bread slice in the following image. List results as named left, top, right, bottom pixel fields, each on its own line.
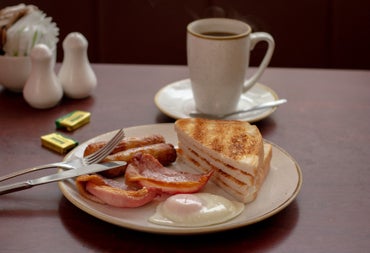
left=175, top=118, right=264, bottom=174
left=175, top=118, right=270, bottom=203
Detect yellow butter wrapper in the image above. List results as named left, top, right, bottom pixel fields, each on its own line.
left=55, top=110, right=90, bottom=131
left=41, top=133, right=78, bottom=154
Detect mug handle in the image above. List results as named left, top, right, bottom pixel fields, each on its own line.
left=243, top=32, right=275, bottom=92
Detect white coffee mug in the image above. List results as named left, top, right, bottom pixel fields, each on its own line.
left=187, top=18, right=274, bottom=115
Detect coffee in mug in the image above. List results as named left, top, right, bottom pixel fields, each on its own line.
left=187, top=18, right=275, bottom=115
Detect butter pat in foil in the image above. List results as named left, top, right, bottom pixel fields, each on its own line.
left=55, top=110, right=90, bottom=131
left=41, top=133, right=78, bottom=154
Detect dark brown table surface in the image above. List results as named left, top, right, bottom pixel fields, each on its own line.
left=0, top=64, right=369, bottom=253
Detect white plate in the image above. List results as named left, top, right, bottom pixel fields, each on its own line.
left=154, top=79, right=279, bottom=122
left=59, top=124, right=302, bottom=235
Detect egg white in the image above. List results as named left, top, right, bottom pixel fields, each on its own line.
left=148, top=193, right=244, bottom=227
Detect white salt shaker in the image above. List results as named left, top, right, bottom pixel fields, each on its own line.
left=23, top=44, right=63, bottom=109
left=58, top=32, right=97, bottom=99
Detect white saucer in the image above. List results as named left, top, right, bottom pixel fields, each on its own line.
left=154, top=79, right=279, bottom=122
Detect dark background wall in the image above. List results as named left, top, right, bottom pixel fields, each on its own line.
left=1, top=0, right=370, bottom=69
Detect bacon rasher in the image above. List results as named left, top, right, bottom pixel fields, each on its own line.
left=76, top=174, right=159, bottom=208
left=76, top=154, right=214, bottom=208
left=125, top=153, right=214, bottom=194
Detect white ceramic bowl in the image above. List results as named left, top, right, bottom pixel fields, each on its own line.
left=0, top=55, right=31, bottom=92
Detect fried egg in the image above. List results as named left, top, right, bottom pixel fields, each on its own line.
left=148, top=193, right=244, bottom=227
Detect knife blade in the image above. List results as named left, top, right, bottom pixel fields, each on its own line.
left=0, top=161, right=126, bottom=195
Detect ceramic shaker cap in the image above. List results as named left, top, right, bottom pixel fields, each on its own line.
left=23, top=44, right=63, bottom=109
left=58, top=32, right=97, bottom=99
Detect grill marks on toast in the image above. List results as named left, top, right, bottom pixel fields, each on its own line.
left=176, top=118, right=262, bottom=161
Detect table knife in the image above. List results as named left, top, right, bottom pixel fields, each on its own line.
left=0, top=161, right=126, bottom=195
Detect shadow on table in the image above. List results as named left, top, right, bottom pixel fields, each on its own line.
left=254, top=116, right=277, bottom=137
left=155, top=111, right=176, bottom=123
left=58, top=196, right=299, bottom=253
left=0, top=85, right=96, bottom=114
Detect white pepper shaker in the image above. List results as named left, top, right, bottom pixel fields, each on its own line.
left=58, top=32, right=97, bottom=99
left=23, top=44, right=63, bottom=109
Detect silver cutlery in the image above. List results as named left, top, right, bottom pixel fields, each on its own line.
left=0, top=129, right=125, bottom=182
left=0, top=161, right=127, bottom=195
left=189, top=99, right=287, bottom=119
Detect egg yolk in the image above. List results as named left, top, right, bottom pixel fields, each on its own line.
left=162, top=194, right=204, bottom=216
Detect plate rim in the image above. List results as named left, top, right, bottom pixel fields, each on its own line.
left=154, top=79, right=280, bottom=122
left=59, top=123, right=303, bottom=235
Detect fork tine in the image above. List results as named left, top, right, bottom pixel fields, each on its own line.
left=84, top=129, right=125, bottom=164
left=90, top=129, right=125, bottom=161
left=84, top=132, right=123, bottom=164
left=84, top=129, right=124, bottom=160
left=85, top=129, right=125, bottom=163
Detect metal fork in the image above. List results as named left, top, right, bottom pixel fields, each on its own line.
left=0, top=129, right=125, bottom=182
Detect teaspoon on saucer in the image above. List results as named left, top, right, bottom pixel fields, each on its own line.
left=189, top=99, right=287, bottom=119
